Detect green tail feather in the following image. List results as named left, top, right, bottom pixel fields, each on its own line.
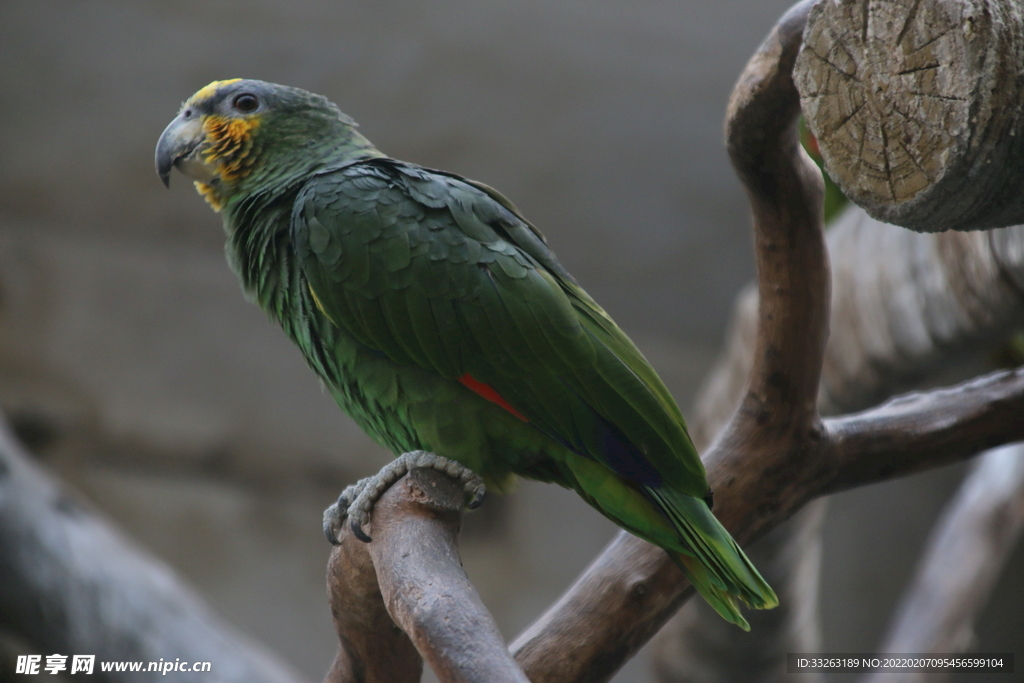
left=646, top=487, right=778, bottom=630
left=674, top=553, right=750, bottom=630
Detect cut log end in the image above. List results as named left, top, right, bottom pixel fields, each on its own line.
left=795, top=0, right=1024, bottom=233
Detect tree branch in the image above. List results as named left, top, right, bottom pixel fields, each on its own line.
left=691, top=218, right=1024, bottom=450
left=825, top=367, right=1024, bottom=494
left=820, top=217, right=1024, bottom=412
left=324, top=468, right=528, bottom=683
left=323, top=492, right=420, bottom=683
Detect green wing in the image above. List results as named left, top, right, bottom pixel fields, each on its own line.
left=290, top=158, right=705, bottom=495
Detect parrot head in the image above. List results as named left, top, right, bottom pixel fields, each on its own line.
left=156, top=79, right=378, bottom=211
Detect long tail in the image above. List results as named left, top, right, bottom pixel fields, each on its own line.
left=645, top=487, right=778, bottom=631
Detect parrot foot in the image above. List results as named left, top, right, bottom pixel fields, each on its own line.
left=322, top=450, right=486, bottom=545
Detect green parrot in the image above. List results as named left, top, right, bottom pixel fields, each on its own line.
left=156, top=79, right=776, bottom=629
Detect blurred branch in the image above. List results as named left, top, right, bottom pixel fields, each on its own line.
left=324, top=467, right=528, bottom=683
left=862, top=443, right=1024, bottom=683
left=0, top=415, right=307, bottom=683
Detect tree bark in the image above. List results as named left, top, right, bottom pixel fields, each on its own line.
left=795, top=0, right=1024, bottom=233
left=0, top=417, right=307, bottom=683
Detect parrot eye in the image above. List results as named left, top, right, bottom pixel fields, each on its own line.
left=232, top=93, right=260, bottom=113
left=182, top=108, right=194, bottom=119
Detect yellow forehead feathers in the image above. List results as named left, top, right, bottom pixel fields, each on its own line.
left=189, top=78, right=242, bottom=106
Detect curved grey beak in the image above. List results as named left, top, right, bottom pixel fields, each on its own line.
left=155, top=114, right=209, bottom=188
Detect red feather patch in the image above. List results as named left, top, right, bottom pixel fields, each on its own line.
left=458, top=373, right=529, bottom=422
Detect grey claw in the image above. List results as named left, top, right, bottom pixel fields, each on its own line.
left=350, top=516, right=372, bottom=543
left=323, top=520, right=342, bottom=546
left=323, top=500, right=344, bottom=546
left=323, top=488, right=359, bottom=546
left=467, top=486, right=486, bottom=509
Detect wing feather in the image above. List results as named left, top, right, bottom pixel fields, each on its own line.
left=292, top=159, right=704, bottom=493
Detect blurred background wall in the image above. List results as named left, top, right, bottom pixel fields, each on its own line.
left=0, top=1, right=1020, bottom=681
